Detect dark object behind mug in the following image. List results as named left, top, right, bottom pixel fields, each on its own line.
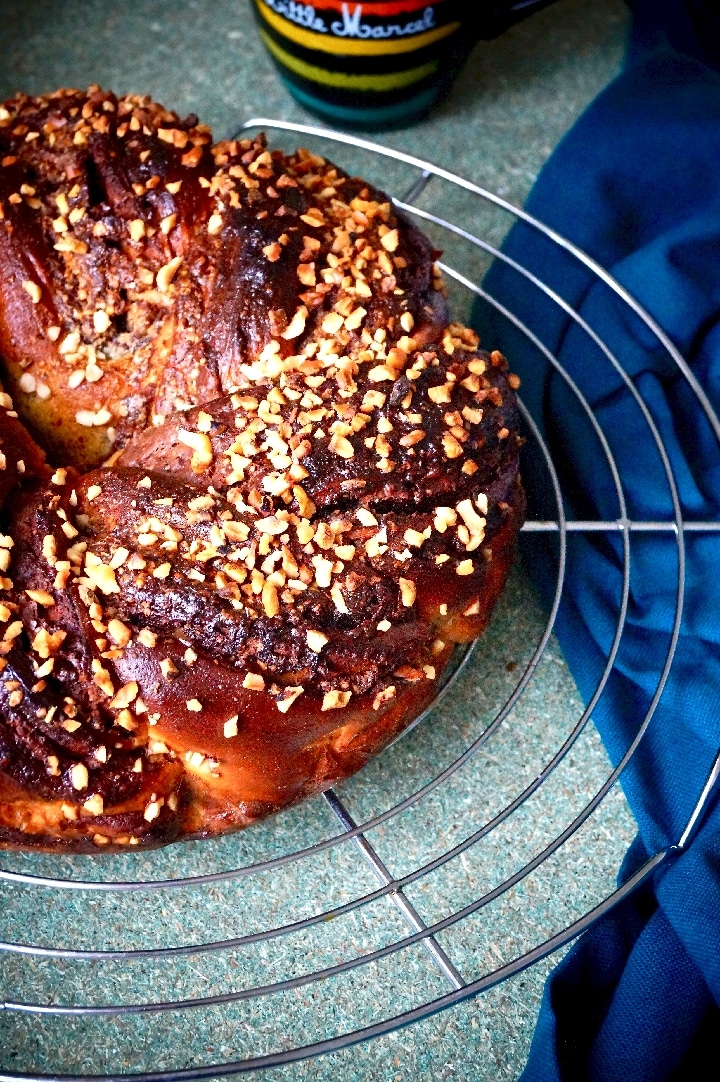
left=251, top=0, right=560, bottom=130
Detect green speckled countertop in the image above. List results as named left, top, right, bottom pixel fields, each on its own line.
left=0, top=2, right=634, bottom=1079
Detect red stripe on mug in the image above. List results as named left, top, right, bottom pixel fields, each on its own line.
left=280, top=0, right=447, bottom=15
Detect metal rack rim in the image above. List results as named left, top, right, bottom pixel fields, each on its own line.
left=0, top=850, right=669, bottom=1082
left=0, top=760, right=663, bottom=1017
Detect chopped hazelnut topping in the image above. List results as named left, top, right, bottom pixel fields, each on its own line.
left=428, top=382, right=454, bottom=405
left=156, top=255, right=183, bottom=292
left=2, top=620, right=22, bottom=642
left=442, top=432, right=464, bottom=459
left=398, top=578, right=416, bottom=607
left=129, top=218, right=145, bottom=241
left=462, top=406, right=484, bottom=425
left=109, top=682, right=138, bottom=710
left=107, top=619, right=131, bottom=646
left=321, top=311, right=344, bottom=335
left=262, top=580, right=279, bottom=617
left=32, top=628, right=66, bottom=659
left=329, top=433, right=354, bottom=459
left=84, top=561, right=120, bottom=595
left=93, top=664, right=115, bottom=697
left=224, top=715, right=239, bottom=737
left=361, top=390, right=386, bottom=412
left=312, top=555, right=334, bottom=588
left=399, top=430, right=425, bottom=447
left=306, top=629, right=328, bottom=652
left=93, top=309, right=111, bottom=334
left=404, top=528, right=429, bottom=548
left=322, top=689, right=351, bottom=711
left=223, top=520, right=250, bottom=542
left=69, top=763, right=89, bottom=790
left=373, top=685, right=396, bottom=710
left=144, top=798, right=163, bottom=822
left=380, top=229, right=399, bottom=252
left=297, top=263, right=316, bottom=286
left=243, top=672, right=265, bottom=691
left=178, top=430, right=213, bottom=472
left=25, top=589, right=55, bottom=607
left=282, top=305, right=308, bottom=339
left=275, top=686, right=304, bottom=713
left=345, top=306, right=367, bottom=331
left=330, top=584, right=349, bottom=614
left=255, top=515, right=288, bottom=536
left=434, top=507, right=457, bottom=533
left=456, top=499, right=486, bottom=551
left=75, top=408, right=112, bottom=427
left=21, top=280, right=41, bottom=304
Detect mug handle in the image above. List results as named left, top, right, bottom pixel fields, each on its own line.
left=472, top=0, right=562, bottom=40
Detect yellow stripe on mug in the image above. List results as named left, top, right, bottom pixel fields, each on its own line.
left=260, top=29, right=439, bottom=90
left=257, top=0, right=459, bottom=56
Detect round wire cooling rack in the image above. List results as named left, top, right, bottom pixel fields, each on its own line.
left=1, top=120, right=720, bottom=1081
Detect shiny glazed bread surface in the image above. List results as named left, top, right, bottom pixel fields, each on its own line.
left=0, top=87, right=524, bottom=851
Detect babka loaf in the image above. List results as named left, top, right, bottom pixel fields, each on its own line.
left=0, top=87, right=524, bottom=851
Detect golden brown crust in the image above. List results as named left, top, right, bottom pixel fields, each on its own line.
left=0, top=86, right=445, bottom=469
left=0, top=88, right=524, bottom=853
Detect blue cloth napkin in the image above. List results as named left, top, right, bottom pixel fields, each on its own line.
left=471, top=4, right=720, bottom=1078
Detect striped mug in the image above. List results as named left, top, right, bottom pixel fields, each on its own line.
left=251, top=1, right=476, bottom=129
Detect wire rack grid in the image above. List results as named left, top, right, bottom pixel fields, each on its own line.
left=0, top=120, right=719, bottom=1081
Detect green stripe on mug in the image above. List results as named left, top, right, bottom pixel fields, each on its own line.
left=281, top=78, right=443, bottom=125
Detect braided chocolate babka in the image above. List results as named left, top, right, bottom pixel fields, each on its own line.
left=0, top=87, right=524, bottom=851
